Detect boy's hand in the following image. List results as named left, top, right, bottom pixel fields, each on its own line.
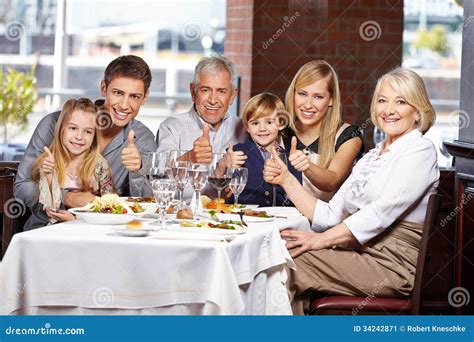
left=226, top=143, right=247, bottom=168
left=288, top=136, right=310, bottom=171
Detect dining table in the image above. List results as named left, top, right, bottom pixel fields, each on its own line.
left=0, top=207, right=310, bottom=315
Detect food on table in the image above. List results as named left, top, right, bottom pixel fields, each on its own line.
left=180, top=220, right=237, bottom=230
left=203, top=198, right=246, bottom=213
left=176, top=208, right=194, bottom=219
left=129, top=202, right=144, bottom=213
left=126, top=197, right=156, bottom=203
left=84, top=194, right=133, bottom=214
left=201, top=195, right=212, bottom=208
left=166, top=204, right=175, bottom=214
left=126, top=220, right=143, bottom=230
left=240, top=209, right=274, bottom=218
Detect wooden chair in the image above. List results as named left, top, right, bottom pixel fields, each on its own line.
left=0, top=161, right=20, bottom=258
left=309, top=194, right=442, bottom=315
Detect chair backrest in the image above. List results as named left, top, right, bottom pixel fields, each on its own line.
left=411, top=193, right=442, bottom=314
left=0, top=161, right=20, bottom=258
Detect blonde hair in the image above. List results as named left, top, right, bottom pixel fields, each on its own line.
left=285, top=60, right=343, bottom=169
left=370, top=68, right=436, bottom=134
left=32, top=98, right=101, bottom=190
left=242, top=92, right=289, bottom=136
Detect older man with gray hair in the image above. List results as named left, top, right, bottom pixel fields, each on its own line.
left=156, top=55, right=245, bottom=164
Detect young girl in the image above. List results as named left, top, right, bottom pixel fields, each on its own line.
left=226, top=92, right=301, bottom=207
left=24, top=98, right=114, bottom=230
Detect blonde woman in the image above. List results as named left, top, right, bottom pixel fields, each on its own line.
left=284, top=60, right=364, bottom=202
left=264, top=68, right=439, bottom=314
left=25, top=98, right=114, bottom=230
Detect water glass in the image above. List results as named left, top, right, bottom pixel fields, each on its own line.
left=230, top=167, right=248, bottom=206
left=151, top=178, right=176, bottom=229
left=188, top=163, right=209, bottom=217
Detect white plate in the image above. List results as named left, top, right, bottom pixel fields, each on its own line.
left=203, top=204, right=259, bottom=212
left=114, top=228, right=150, bottom=237
left=214, top=213, right=275, bottom=223
left=168, top=223, right=246, bottom=235
left=68, top=208, right=136, bottom=225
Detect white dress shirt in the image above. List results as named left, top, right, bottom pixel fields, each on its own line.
left=312, top=129, right=440, bottom=244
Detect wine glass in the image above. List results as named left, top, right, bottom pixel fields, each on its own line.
left=170, top=160, right=189, bottom=209
left=188, top=163, right=209, bottom=217
left=148, top=152, right=171, bottom=182
left=230, top=167, right=248, bottom=207
left=151, top=178, right=176, bottom=229
left=208, top=153, right=232, bottom=211
left=168, top=150, right=189, bottom=164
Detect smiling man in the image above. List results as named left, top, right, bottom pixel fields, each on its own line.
left=14, top=55, right=157, bottom=209
left=156, top=55, right=245, bottom=164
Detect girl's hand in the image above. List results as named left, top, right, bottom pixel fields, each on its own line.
left=288, top=136, right=310, bottom=172
left=280, top=229, right=324, bottom=258
left=46, top=209, right=76, bottom=222
left=226, top=144, right=247, bottom=168
left=41, top=146, right=55, bottom=174
left=263, top=146, right=288, bottom=185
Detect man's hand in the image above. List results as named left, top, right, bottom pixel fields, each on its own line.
left=288, top=136, right=310, bottom=172
left=64, top=191, right=96, bottom=208
left=121, top=129, right=141, bottom=172
left=226, top=143, right=246, bottom=168
left=190, top=123, right=212, bottom=163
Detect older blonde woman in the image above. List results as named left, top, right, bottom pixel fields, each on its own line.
left=263, top=68, right=439, bottom=315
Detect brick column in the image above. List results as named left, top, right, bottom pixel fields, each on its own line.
left=225, top=0, right=404, bottom=145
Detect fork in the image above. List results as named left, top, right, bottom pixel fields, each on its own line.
left=237, top=211, right=248, bottom=227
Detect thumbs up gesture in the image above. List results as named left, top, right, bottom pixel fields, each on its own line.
left=288, top=136, right=310, bottom=172
left=121, top=129, right=141, bottom=172
left=41, top=146, right=55, bottom=174
left=191, top=123, right=213, bottom=163
left=225, top=143, right=247, bottom=168
left=263, top=145, right=288, bottom=185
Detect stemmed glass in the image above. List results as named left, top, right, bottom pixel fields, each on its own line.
left=148, top=152, right=171, bottom=181
left=263, top=150, right=288, bottom=207
left=208, top=153, right=232, bottom=211
left=170, top=160, right=189, bottom=209
left=229, top=167, right=248, bottom=207
left=151, top=178, right=176, bottom=229
left=188, top=163, right=209, bottom=217
left=168, top=150, right=189, bottom=164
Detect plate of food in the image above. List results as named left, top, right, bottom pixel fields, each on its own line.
left=113, top=220, right=152, bottom=236
left=168, top=220, right=247, bottom=235
left=69, top=194, right=140, bottom=225
left=214, top=209, right=275, bottom=223
left=201, top=196, right=259, bottom=213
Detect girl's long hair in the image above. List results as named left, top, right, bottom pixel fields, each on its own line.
left=285, top=60, right=343, bottom=169
left=32, top=98, right=101, bottom=190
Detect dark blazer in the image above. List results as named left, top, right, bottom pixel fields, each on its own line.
left=227, top=136, right=302, bottom=207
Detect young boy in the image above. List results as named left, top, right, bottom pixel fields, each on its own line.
left=14, top=55, right=157, bottom=210
left=226, top=93, right=302, bottom=207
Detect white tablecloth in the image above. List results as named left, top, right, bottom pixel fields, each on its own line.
left=0, top=214, right=309, bottom=315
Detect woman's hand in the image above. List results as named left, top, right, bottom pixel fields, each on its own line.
left=226, top=143, right=247, bottom=168
left=263, top=146, right=288, bottom=185
left=280, top=229, right=324, bottom=258
left=41, top=146, right=55, bottom=174
left=46, top=209, right=76, bottom=222
left=288, top=136, right=310, bottom=172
